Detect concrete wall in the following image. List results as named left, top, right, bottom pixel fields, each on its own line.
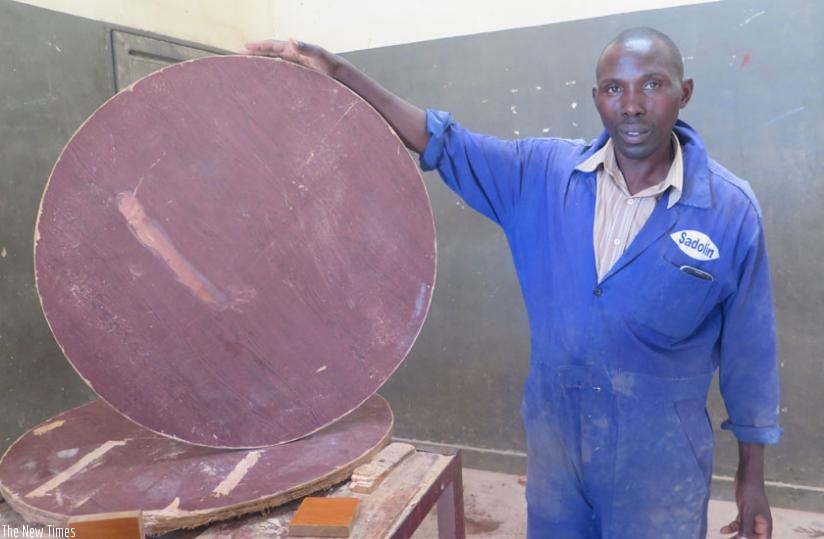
left=1, top=0, right=822, bottom=512
left=12, top=0, right=716, bottom=52
left=267, top=0, right=717, bottom=52
left=0, top=1, right=110, bottom=449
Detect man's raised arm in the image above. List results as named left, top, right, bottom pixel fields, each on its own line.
left=243, top=39, right=428, bottom=154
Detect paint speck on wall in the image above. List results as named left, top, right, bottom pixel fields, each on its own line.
left=571, top=102, right=578, bottom=109
left=764, top=106, right=805, bottom=127
left=513, top=130, right=520, bottom=135
left=510, top=88, right=519, bottom=94
left=542, top=128, right=551, bottom=133
left=535, top=85, right=543, bottom=91
left=739, top=10, right=766, bottom=27
left=510, top=105, right=518, bottom=115
left=564, top=80, right=577, bottom=86
left=0, top=247, right=6, bottom=258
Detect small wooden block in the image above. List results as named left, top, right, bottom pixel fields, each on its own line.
left=289, top=497, right=360, bottom=537
left=68, top=510, right=143, bottom=539
left=349, top=442, right=415, bottom=493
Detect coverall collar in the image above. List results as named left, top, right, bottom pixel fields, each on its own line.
left=575, top=119, right=713, bottom=210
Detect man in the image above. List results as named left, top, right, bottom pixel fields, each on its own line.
left=245, top=27, right=781, bottom=539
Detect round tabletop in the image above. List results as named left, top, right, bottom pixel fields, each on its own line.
left=34, top=55, right=435, bottom=448
left=0, top=395, right=393, bottom=534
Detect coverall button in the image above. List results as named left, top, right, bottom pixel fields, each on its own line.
left=593, top=287, right=603, bottom=296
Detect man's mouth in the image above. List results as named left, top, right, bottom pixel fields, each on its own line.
left=618, top=126, right=651, bottom=143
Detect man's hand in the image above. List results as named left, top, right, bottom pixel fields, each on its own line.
left=721, top=443, right=772, bottom=539
left=243, top=39, right=338, bottom=78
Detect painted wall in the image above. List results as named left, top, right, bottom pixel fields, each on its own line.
left=12, top=0, right=276, bottom=52
left=13, top=0, right=716, bottom=52
left=269, top=0, right=718, bottom=52
left=1, top=1, right=110, bottom=450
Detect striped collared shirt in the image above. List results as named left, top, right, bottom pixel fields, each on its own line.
left=576, top=133, right=683, bottom=282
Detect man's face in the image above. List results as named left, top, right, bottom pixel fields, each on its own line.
left=592, top=38, right=693, bottom=163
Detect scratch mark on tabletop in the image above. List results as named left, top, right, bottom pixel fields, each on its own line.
left=69, top=487, right=102, bottom=510
left=33, top=419, right=65, bottom=436
left=212, top=451, right=262, bottom=497
left=27, top=440, right=128, bottom=498
left=117, top=192, right=229, bottom=308
left=161, top=497, right=181, bottom=513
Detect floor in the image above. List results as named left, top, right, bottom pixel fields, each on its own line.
left=2, top=467, right=822, bottom=537
left=412, top=468, right=824, bottom=538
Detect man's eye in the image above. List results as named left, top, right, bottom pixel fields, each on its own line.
left=606, top=85, right=621, bottom=94
left=644, top=80, right=661, bottom=90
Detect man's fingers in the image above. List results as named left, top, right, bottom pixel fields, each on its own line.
left=240, top=38, right=331, bottom=76
left=738, top=511, right=771, bottom=539
left=753, top=514, right=770, bottom=538
left=243, top=41, right=276, bottom=54
left=242, top=40, right=293, bottom=57
left=720, top=519, right=740, bottom=534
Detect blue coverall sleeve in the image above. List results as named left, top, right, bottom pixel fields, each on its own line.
left=419, top=109, right=529, bottom=227
left=718, top=207, right=783, bottom=444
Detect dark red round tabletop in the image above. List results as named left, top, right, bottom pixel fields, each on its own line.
left=0, top=395, right=393, bottom=534
left=34, top=55, right=435, bottom=448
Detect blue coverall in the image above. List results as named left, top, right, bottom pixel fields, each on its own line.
left=420, top=110, right=782, bottom=539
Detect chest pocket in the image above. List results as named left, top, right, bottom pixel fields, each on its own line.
left=630, top=256, right=720, bottom=342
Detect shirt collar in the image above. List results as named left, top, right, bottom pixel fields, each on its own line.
left=575, top=133, right=684, bottom=208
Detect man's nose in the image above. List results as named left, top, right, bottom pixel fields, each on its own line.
left=621, top=89, right=645, bottom=117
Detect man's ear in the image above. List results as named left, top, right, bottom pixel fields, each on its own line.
left=680, top=78, right=694, bottom=109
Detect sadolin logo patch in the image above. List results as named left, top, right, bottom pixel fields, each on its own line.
left=670, top=230, right=720, bottom=261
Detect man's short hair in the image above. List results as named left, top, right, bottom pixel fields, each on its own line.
left=598, top=27, right=685, bottom=81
